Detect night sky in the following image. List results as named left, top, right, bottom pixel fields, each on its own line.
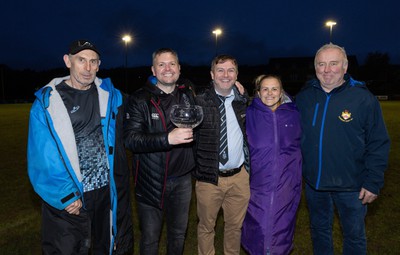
left=1, top=0, right=399, bottom=70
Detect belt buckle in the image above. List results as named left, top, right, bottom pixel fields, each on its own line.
left=219, top=166, right=240, bottom=177
left=221, top=169, right=231, bottom=175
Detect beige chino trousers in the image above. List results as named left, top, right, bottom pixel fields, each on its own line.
left=196, top=166, right=250, bottom=255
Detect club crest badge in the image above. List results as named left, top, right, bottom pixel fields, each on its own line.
left=338, top=109, right=353, bottom=122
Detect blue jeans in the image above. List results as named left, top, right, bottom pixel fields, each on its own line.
left=137, top=173, right=192, bottom=255
left=305, top=183, right=367, bottom=255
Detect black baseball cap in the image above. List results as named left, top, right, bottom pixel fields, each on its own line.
left=69, top=40, right=100, bottom=56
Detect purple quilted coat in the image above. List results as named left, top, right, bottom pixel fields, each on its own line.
left=241, top=96, right=302, bottom=255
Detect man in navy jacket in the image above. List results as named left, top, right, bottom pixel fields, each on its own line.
left=296, top=43, right=390, bottom=255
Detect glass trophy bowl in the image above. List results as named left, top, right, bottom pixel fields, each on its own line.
left=170, top=104, right=204, bottom=128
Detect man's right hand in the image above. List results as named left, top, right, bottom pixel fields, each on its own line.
left=168, top=128, right=193, bottom=145
left=65, top=199, right=82, bottom=215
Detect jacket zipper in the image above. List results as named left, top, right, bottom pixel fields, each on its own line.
left=150, top=99, right=169, bottom=209
left=316, top=94, right=331, bottom=189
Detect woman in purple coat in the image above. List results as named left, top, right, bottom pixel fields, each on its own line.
left=241, top=75, right=302, bottom=255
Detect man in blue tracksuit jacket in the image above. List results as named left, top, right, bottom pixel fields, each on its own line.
left=27, top=40, right=133, bottom=254
left=296, top=43, right=390, bottom=255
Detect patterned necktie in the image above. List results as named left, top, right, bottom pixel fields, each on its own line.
left=218, top=95, right=229, bottom=165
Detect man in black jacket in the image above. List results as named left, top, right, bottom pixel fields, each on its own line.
left=194, top=54, right=250, bottom=255
left=124, top=48, right=196, bottom=255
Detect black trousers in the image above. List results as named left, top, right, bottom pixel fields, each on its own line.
left=42, top=185, right=111, bottom=255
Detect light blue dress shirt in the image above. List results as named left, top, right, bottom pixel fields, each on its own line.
left=216, top=89, right=244, bottom=170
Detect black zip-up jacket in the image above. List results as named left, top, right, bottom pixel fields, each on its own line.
left=193, top=84, right=250, bottom=185
left=124, top=78, right=196, bottom=208
left=296, top=74, right=390, bottom=195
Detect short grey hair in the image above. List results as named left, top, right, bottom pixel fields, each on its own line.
left=314, top=43, right=348, bottom=67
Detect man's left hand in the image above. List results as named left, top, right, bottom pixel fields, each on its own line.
left=359, top=188, right=378, bottom=204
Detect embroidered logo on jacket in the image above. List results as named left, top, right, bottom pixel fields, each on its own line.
left=152, top=113, right=160, bottom=120
left=338, top=109, right=353, bottom=122
left=70, top=106, right=80, bottom=114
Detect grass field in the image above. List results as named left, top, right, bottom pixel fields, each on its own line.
left=0, top=102, right=399, bottom=254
